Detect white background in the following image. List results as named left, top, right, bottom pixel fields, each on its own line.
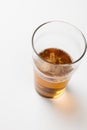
left=0, top=0, right=87, bottom=130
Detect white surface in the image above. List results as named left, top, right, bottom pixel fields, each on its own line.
left=0, top=0, right=87, bottom=130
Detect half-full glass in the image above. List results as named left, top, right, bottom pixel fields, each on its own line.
left=32, top=21, right=87, bottom=98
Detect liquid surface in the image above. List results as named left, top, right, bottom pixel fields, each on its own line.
left=39, top=48, right=72, bottom=64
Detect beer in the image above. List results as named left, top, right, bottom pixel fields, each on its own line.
left=32, top=21, right=86, bottom=98
left=34, top=48, right=73, bottom=98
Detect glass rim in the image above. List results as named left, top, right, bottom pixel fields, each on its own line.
left=32, top=20, right=87, bottom=66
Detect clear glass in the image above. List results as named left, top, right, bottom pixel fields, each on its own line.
left=32, top=21, right=87, bottom=98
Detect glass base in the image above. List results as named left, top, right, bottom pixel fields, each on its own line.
left=35, top=87, right=65, bottom=98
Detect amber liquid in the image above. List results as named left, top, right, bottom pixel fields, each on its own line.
left=34, top=48, right=72, bottom=98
